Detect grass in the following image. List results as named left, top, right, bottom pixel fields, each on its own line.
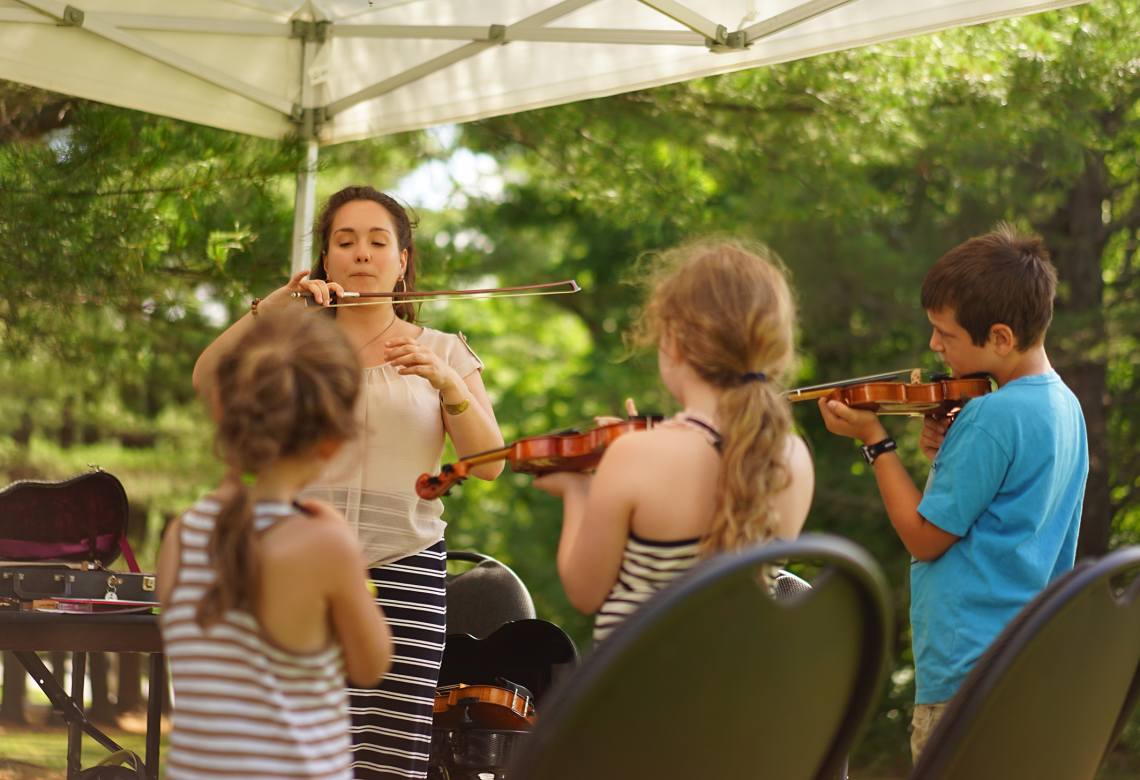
left=0, top=719, right=167, bottom=780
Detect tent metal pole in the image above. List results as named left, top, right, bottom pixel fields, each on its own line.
left=743, top=0, right=858, bottom=42
left=292, top=138, right=319, bottom=276
left=326, top=0, right=599, bottom=118
left=636, top=0, right=725, bottom=43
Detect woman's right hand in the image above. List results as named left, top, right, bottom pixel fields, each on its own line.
left=260, top=270, right=346, bottom=312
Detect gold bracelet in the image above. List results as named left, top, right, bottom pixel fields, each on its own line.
left=440, top=394, right=470, bottom=415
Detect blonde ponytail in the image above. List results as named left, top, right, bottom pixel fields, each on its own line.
left=635, top=239, right=797, bottom=555
left=707, top=380, right=792, bottom=555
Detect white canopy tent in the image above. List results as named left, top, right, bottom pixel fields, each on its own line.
left=0, top=0, right=1087, bottom=271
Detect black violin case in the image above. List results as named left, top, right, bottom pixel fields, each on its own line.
left=429, top=619, right=578, bottom=780
left=0, top=470, right=156, bottom=609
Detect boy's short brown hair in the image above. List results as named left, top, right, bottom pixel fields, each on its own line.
left=920, top=222, right=1057, bottom=350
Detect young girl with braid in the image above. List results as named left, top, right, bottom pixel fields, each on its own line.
left=158, top=313, right=392, bottom=780
left=533, top=241, right=815, bottom=642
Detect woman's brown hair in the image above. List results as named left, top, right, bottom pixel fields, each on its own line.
left=310, top=186, right=420, bottom=322
left=636, top=240, right=797, bottom=555
left=196, top=312, right=361, bottom=627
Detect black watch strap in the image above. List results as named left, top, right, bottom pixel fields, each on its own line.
left=861, top=438, right=897, bottom=465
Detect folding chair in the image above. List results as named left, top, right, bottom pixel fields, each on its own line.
left=507, top=534, right=893, bottom=780
left=910, top=545, right=1140, bottom=780
left=445, top=549, right=535, bottom=639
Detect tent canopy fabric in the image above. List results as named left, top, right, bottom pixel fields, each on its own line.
left=1, top=0, right=1087, bottom=146
left=0, top=0, right=1088, bottom=269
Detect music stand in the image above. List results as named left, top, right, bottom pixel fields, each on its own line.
left=0, top=611, right=164, bottom=780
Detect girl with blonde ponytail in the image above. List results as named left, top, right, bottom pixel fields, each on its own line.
left=533, top=240, right=814, bottom=643
left=157, top=313, right=392, bottom=780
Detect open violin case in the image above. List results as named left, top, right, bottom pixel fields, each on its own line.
left=0, top=470, right=155, bottom=610
left=430, top=619, right=579, bottom=780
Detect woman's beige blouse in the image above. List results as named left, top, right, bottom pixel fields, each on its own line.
left=299, top=327, right=483, bottom=568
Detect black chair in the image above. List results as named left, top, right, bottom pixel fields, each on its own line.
left=910, top=545, right=1140, bottom=780
left=445, top=550, right=536, bottom=639
left=507, top=534, right=893, bottom=780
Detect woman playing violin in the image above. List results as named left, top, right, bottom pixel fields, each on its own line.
left=192, top=186, right=503, bottom=780
left=532, top=240, right=815, bottom=643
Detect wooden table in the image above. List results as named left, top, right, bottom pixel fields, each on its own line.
left=0, top=611, right=164, bottom=780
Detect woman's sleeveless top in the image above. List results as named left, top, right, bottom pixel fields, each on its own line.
left=299, top=327, right=483, bottom=568
left=162, top=498, right=352, bottom=780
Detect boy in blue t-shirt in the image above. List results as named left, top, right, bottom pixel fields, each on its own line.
left=819, top=223, right=1088, bottom=763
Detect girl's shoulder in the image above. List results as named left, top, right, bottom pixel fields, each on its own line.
left=603, top=422, right=718, bottom=467
left=260, top=502, right=359, bottom=567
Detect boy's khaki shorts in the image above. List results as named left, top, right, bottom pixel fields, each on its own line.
left=911, top=702, right=949, bottom=763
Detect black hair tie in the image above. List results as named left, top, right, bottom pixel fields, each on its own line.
left=741, top=372, right=769, bottom=383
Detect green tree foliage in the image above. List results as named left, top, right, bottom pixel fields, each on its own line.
left=460, top=1, right=1140, bottom=555
left=0, top=92, right=299, bottom=441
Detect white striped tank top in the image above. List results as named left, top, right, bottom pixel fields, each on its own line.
left=593, top=533, right=702, bottom=643
left=162, top=498, right=352, bottom=780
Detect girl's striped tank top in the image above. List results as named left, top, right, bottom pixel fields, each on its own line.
left=161, top=498, right=352, bottom=780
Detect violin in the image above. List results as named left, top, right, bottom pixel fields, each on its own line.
left=433, top=680, right=537, bottom=730
left=415, top=416, right=663, bottom=500
left=786, top=369, right=992, bottom=420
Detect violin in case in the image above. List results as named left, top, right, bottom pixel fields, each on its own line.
left=0, top=470, right=156, bottom=611
left=429, top=619, right=578, bottom=780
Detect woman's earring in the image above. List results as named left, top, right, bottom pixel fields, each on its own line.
left=395, top=278, right=406, bottom=294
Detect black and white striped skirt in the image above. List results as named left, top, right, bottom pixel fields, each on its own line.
left=351, top=540, right=447, bottom=779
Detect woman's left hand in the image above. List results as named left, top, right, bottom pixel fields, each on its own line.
left=384, top=336, right=462, bottom=392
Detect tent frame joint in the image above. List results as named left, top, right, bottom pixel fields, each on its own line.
left=488, top=24, right=506, bottom=42
left=707, top=28, right=748, bottom=52
left=291, top=19, right=330, bottom=44
left=60, top=5, right=83, bottom=27
left=292, top=105, right=327, bottom=139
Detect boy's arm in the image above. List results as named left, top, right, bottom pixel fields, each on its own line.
left=819, top=399, right=960, bottom=561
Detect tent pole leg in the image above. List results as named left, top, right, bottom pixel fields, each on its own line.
left=292, top=138, right=319, bottom=276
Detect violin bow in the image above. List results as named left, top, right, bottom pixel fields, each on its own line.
left=290, top=280, right=580, bottom=308
left=785, top=368, right=949, bottom=402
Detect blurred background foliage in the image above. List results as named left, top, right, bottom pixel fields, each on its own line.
left=2, top=3, right=1140, bottom=774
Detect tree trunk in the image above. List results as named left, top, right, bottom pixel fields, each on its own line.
left=1039, top=152, right=1113, bottom=558
left=87, top=652, right=117, bottom=724
left=117, top=654, right=143, bottom=714
left=1, top=651, right=27, bottom=723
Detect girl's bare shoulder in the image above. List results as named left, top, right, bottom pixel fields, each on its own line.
left=261, top=507, right=360, bottom=572
left=602, top=424, right=716, bottom=467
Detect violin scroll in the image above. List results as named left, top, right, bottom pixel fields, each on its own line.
left=416, top=462, right=471, bottom=501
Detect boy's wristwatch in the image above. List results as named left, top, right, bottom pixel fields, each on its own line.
left=861, top=438, right=897, bottom=465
